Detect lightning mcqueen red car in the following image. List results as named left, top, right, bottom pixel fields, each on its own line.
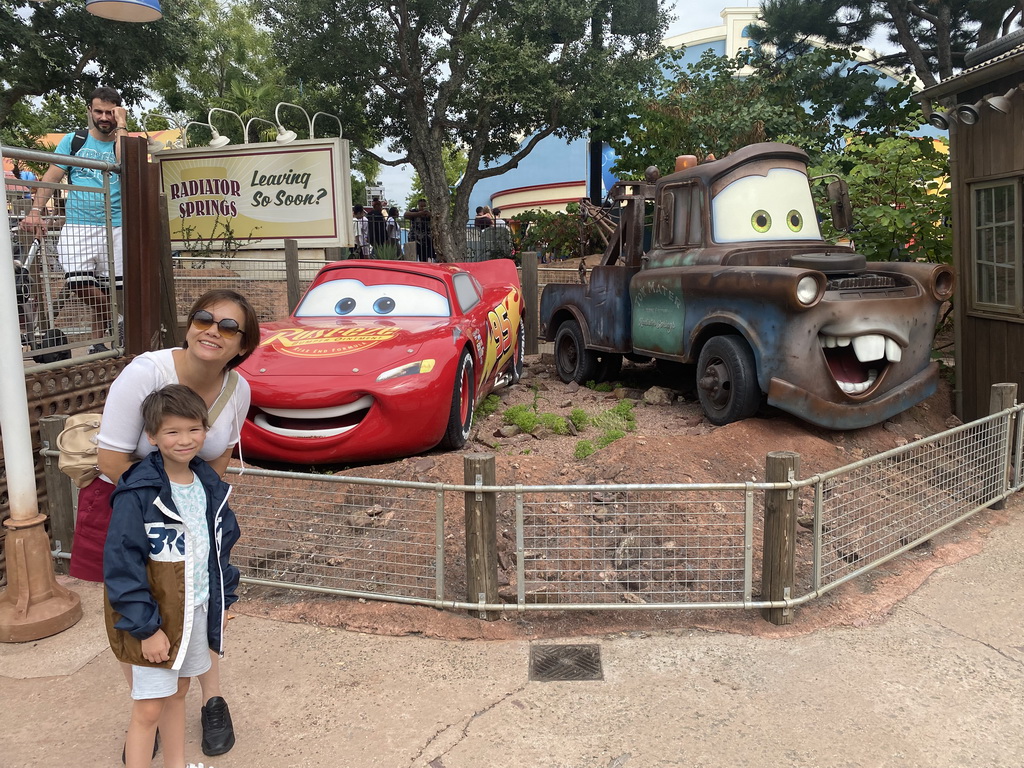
left=238, top=259, right=524, bottom=465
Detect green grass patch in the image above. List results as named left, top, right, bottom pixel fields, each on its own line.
left=475, top=393, right=501, bottom=419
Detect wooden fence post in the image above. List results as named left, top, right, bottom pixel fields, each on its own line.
left=988, top=382, right=1018, bottom=510
left=284, top=239, right=302, bottom=313
left=464, top=453, right=499, bottom=620
left=761, top=451, right=799, bottom=626
left=39, top=415, right=74, bottom=570
left=520, top=251, right=539, bottom=356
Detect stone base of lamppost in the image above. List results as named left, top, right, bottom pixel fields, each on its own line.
left=0, top=514, right=82, bottom=643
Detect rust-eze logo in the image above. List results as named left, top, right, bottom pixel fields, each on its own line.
left=260, top=327, right=400, bottom=358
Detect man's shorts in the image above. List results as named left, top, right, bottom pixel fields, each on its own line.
left=58, top=224, right=123, bottom=289
left=130, top=602, right=213, bottom=700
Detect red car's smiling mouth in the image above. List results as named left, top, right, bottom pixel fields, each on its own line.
left=819, top=332, right=903, bottom=396
left=252, top=395, right=374, bottom=438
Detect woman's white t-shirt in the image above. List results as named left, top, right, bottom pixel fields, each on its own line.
left=97, top=349, right=251, bottom=462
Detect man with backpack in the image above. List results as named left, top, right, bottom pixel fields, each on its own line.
left=21, top=86, right=126, bottom=355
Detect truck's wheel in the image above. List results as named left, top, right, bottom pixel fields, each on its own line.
left=554, top=319, right=598, bottom=384
left=440, top=349, right=475, bottom=449
left=696, top=336, right=762, bottom=425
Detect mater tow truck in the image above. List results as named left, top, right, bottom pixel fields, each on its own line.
left=539, top=142, right=954, bottom=429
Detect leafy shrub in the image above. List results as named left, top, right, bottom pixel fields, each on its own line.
left=575, top=440, right=595, bottom=459
left=475, top=394, right=501, bottom=419
left=569, top=408, right=589, bottom=429
left=503, top=404, right=539, bottom=432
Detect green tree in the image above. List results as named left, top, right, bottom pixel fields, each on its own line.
left=610, top=46, right=919, bottom=179
left=408, top=145, right=468, bottom=213
left=0, top=0, right=205, bottom=125
left=751, top=0, right=1024, bottom=93
left=255, top=0, right=669, bottom=261
left=810, top=125, right=952, bottom=264
left=148, top=0, right=289, bottom=143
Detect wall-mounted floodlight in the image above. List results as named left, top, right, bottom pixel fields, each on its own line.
left=955, top=99, right=986, bottom=125
left=207, top=107, right=245, bottom=148
left=927, top=109, right=956, bottom=131
left=244, top=117, right=279, bottom=144
left=142, top=112, right=184, bottom=151
left=275, top=102, right=312, bottom=144
left=182, top=121, right=219, bottom=149
left=311, top=112, right=343, bottom=139
left=985, top=86, right=1021, bottom=115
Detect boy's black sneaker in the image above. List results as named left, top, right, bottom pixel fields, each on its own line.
left=88, top=343, right=109, bottom=355
left=201, top=696, right=235, bottom=756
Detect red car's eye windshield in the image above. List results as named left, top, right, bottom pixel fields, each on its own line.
left=296, top=278, right=451, bottom=317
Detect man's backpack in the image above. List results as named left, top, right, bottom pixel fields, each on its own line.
left=70, top=128, right=89, bottom=157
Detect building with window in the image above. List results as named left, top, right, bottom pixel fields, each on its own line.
left=917, top=34, right=1024, bottom=420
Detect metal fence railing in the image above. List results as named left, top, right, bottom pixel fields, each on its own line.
left=5, top=145, right=121, bottom=371
left=199, top=400, right=1023, bottom=618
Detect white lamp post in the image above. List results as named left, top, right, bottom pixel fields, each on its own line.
left=207, top=107, right=245, bottom=148
left=311, top=112, right=343, bottom=139
left=274, top=102, right=312, bottom=144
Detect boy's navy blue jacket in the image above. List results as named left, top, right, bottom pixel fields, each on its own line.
left=103, top=450, right=241, bottom=669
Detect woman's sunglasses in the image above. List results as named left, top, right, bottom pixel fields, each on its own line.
left=191, top=309, right=245, bottom=339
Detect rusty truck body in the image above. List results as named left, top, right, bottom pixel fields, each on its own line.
left=538, top=142, right=954, bottom=429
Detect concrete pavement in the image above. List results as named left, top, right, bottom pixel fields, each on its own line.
left=2, top=504, right=1022, bottom=768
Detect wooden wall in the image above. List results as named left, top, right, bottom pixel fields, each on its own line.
left=949, top=71, right=1024, bottom=420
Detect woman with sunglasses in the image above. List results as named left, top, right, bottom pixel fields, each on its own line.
left=69, top=288, right=259, bottom=760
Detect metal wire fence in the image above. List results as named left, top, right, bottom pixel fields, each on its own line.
left=172, top=256, right=327, bottom=322
left=5, top=146, right=121, bottom=370
left=809, top=407, right=1017, bottom=595
left=516, top=485, right=752, bottom=607
left=219, top=401, right=1022, bottom=615
left=229, top=467, right=445, bottom=604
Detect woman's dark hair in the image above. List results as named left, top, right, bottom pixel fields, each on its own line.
left=142, top=384, right=209, bottom=437
left=183, top=288, right=260, bottom=369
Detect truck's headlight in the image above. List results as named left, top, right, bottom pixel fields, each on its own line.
left=796, top=275, right=821, bottom=306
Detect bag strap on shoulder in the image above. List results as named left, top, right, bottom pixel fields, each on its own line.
left=70, top=129, right=89, bottom=157
left=208, top=370, right=239, bottom=426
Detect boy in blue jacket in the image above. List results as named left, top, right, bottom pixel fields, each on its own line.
left=104, top=384, right=241, bottom=768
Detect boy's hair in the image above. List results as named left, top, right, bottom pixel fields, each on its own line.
left=88, top=86, right=122, bottom=107
left=142, top=385, right=209, bottom=438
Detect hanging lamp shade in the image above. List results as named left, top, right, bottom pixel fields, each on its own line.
left=86, top=0, right=162, bottom=23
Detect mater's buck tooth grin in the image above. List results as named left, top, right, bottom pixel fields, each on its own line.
left=818, top=333, right=902, bottom=396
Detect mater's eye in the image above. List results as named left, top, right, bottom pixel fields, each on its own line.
left=334, top=297, right=356, bottom=315
left=787, top=210, right=803, bottom=232
left=751, top=210, right=771, bottom=233
left=373, top=296, right=396, bottom=314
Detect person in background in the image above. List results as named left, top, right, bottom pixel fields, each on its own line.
left=21, top=86, right=126, bottom=354
left=385, top=206, right=402, bottom=259
left=104, top=384, right=241, bottom=768
left=366, top=198, right=388, bottom=256
left=71, top=288, right=259, bottom=760
left=492, top=208, right=507, bottom=227
left=405, top=198, right=434, bottom=262
left=473, top=205, right=492, bottom=229
left=352, top=204, right=371, bottom=258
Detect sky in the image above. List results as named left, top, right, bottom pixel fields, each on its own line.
left=375, top=3, right=757, bottom=209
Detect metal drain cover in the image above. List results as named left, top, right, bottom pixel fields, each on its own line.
left=529, top=644, right=603, bottom=682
